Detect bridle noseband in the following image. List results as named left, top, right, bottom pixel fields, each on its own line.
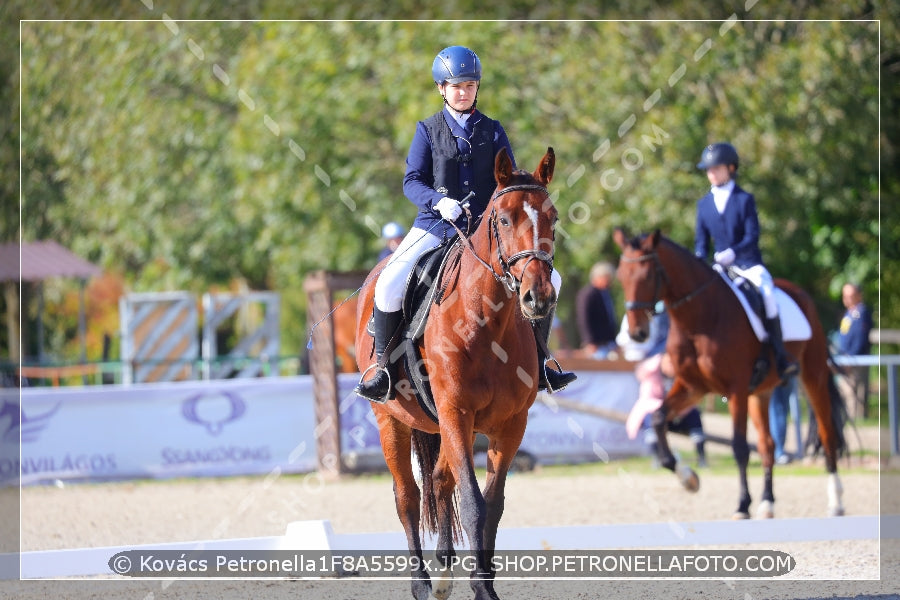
left=621, top=251, right=666, bottom=314
left=452, top=183, right=555, bottom=294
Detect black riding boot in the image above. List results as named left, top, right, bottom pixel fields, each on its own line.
left=534, top=313, right=577, bottom=393
left=766, top=316, right=799, bottom=383
left=354, top=307, right=403, bottom=403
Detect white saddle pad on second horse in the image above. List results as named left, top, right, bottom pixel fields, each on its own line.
left=715, top=270, right=812, bottom=342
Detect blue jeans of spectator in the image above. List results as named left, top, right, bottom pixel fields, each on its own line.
left=770, top=377, right=796, bottom=459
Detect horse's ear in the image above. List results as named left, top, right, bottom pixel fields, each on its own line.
left=613, top=227, right=629, bottom=250
left=648, top=229, right=662, bottom=248
left=533, top=146, right=555, bottom=186
left=495, top=147, right=513, bottom=187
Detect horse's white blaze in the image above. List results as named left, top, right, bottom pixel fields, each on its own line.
left=523, top=202, right=540, bottom=250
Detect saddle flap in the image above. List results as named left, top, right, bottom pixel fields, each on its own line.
left=366, top=239, right=462, bottom=343
left=716, top=269, right=812, bottom=342
left=402, top=240, right=453, bottom=321
left=402, top=239, right=463, bottom=335
left=723, top=268, right=766, bottom=322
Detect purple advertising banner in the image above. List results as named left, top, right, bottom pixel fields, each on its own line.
left=10, top=377, right=320, bottom=484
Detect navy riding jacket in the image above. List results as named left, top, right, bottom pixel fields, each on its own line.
left=694, top=184, right=764, bottom=268
left=403, top=108, right=514, bottom=240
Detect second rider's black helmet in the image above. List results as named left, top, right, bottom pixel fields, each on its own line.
left=696, top=142, right=740, bottom=171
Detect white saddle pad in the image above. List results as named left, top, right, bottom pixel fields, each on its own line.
left=715, top=270, right=812, bottom=342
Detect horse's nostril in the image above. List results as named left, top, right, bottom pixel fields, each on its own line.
left=522, top=290, right=535, bottom=309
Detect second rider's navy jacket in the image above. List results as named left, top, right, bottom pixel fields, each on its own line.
left=403, top=107, right=514, bottom=240
left=694, top=183, right=764, bottom=269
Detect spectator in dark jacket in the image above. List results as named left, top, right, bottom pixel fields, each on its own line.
left=576, top=262, right=619, bottom=358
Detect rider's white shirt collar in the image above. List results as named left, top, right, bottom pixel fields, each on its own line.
left=711, top=179, right=735, bottom=214
left=444, top=106, right=472, bottom=130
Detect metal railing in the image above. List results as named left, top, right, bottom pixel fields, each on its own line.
left=833, top=354, right=900, bottom=456
left=6, top=355, right=306, bottom=387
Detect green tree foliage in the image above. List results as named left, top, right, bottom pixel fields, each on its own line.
left=8, top=9, right=891, bottom=361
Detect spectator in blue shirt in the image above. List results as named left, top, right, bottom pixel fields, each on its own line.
left=355, top=46, right=575, bottom=402
left=837, top=282, right=873, bottom=419
left=769, top=376, right=799, bottom=465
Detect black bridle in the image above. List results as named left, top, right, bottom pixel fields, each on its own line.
left=489, top=184, right=555, bottom=293
left=620, top=252, right=666, bottom=315
left=620, top=249, right=716, bottom=315
left=453, top=183, right=555, bottom=294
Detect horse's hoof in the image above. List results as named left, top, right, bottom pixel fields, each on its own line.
left=411, top=570, right=433, bottom=600
left=756, top=500, right=775, bottom=519
left=472, top=580, right=501, bottom=600
left=732, top=511, right=751, bottom=520
left=432, top=569, right=453, bottom=600
left=828, top=506, right=846, bottom=517
left=676, top=462, right=700, bottom=492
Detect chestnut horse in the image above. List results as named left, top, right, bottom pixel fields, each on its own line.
left=355, top=148, right=558, bottom=600
left=614, top=229, right=846, bottom=519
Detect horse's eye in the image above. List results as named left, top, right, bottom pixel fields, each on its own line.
left=499, top=216, right=510, bottom=227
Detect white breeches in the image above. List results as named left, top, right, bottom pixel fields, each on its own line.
left=373, top=226, right=562, bottom=313
left=732, top=264, right=778, bottom=318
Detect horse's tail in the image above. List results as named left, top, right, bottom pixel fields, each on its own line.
left=411, top=429, right=461, bottom=542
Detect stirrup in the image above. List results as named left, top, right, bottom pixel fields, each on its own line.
left=354, top=363, right=392, bottom=404
left=540, top=357, right=577, bottom=394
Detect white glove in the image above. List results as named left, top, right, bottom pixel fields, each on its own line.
left=714, top=248, right=736, bottom=266
left=434, top=197, right=462, bottom=221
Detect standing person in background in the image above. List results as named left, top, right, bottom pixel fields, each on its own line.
left=355, top=45, right=576, bottom=402
left=693, top=142, right=798, bottom=383
left=576, top=261, right=619, bottom=359
left=836, top=282, right=873, bottom=419
left=378, top=222, right=407, bottom=262
left=769, top=376, right=799, bottom=464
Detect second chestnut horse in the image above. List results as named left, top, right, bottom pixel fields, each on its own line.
left=615, top=228, right=846, bottom=520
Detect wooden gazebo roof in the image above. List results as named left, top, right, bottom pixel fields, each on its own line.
left=0, top=241, right=102, bottom=282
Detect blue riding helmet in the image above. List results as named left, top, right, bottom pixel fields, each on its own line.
left=696, top=142, right=740, bottom=170
left=432, top=46, right=482, bottom=85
